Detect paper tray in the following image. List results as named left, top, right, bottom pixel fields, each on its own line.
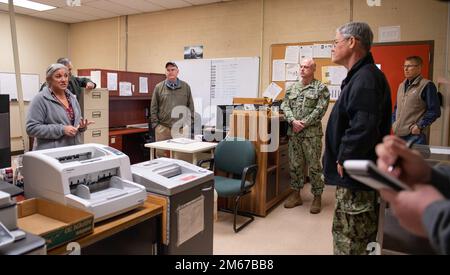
left=17, top=198, right=94, bottom=250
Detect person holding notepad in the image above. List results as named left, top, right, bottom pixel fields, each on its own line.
left=376, top=135, right=450, bottom=255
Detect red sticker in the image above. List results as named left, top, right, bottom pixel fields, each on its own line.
left=180, top=175, right=197, bottom=181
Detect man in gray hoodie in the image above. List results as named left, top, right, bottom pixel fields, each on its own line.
left=376, top=135, right=450, bottom=254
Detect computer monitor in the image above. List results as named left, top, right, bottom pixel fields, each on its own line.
left=216, top=104, right=243, bottom=131
left=0, top=95, right=11, bottom=169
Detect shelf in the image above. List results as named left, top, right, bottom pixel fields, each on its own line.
left=110, top=96, right=151, bottom=101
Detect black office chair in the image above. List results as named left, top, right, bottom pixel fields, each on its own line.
left=198, top=137, right=258, bottom=233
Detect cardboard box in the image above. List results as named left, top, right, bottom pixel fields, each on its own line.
left=17, top=198, right=94, bottom=250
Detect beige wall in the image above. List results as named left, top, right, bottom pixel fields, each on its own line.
left=0, top=12, right=68, bottom=151
left=68, top=17, right=126, bottom=72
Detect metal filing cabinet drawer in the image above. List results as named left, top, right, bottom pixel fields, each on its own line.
left=83, top=89, right=108, bottom=110
left=83, top=128, right=108, bottom=145
left=84, top=109, right=108, bottom=129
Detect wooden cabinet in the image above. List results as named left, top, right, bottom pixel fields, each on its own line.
left=228, top=110, right=291, bottom=216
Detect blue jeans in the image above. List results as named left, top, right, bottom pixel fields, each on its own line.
left=400, top=133, right=427, bottom=145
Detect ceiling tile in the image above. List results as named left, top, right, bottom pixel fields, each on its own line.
left=85, top=0, right=141, bottom=15
left=147, top=0, right=191, bottom=9
left=108, top=0, right=164, bottom=13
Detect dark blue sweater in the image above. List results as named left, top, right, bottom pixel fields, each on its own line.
left=323, top=53, right=392, bottom=190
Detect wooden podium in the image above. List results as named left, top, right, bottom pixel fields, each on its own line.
left=227, top=109, right=291, bottom=216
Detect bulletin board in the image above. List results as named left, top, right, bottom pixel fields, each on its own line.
left=270, top=41, right=338, bottom=101
left=270, top=40, right=434, bottom=107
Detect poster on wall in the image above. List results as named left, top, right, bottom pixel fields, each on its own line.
left=184, top=45, right=204, bottom=59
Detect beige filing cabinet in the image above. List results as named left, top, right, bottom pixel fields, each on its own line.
left=80, top=88, right=109, bottom=145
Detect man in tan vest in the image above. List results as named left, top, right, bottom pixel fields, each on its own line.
left=392, top=56, right=441, bottom=145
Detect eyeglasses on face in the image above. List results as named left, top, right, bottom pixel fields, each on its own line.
left=403, top=64, right=419, bottom=69
left=332, top=37, right=350, bottom=48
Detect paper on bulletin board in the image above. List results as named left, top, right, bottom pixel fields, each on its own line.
left=285, top=46, right=300, bottom=64
left=119, top=82, right=132, bottom=96
left=177, top=195, right=204, bottom=247
left=272, top=60, right=286, bottom=81
left=263, top=82, right=283, bottom=100
left=286, top=63, right=300, bottom=81
left=327, top=85, right=342, bottom=101
left=107, top=72, right=117, bottom=91
left=139, top=77, right=148, bottom=93
left=313, top=44, right=332, bottom=58
left=90, top=71, right=102, bottom=88
left=322, top=66, right=347, bottom=85
left=299, top=45, right=313, bottom=60
left=379, top=26, right=401, bottom=42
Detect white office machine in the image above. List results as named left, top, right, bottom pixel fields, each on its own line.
left=131, top=158, right=213, bottom=196
left=131, top=158, right=214, bottom=254
left=22, top=144, right=147, bottom=222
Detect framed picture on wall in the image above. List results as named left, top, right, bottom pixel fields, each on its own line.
left=184, top=46, right=203, bottom=59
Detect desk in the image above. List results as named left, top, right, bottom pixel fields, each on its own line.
left=109, top=127, right=149, bottom=164
left=145, top=140, right=217, bottom=165
left=47, top=197, right=163, bottom=255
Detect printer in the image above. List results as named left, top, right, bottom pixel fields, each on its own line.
left=131, top=158, right=214, bottom=254
left=131, top=158, right=213, bottom=196
left=22, top=144, right=147, bottom=222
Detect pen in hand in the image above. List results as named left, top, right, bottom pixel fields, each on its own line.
left=387, top=136, right=421, bottom=172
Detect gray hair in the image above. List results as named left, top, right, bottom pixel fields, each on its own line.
left=56, top=57, right=71, bottom=66
left=300, top=58, right=317, bottom=70
left=46, top=63, right=68, bottom=83
left=337, top=22, right=373, bottom=52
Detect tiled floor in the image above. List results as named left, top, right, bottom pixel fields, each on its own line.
left=213, top=185, right=336, bottom=255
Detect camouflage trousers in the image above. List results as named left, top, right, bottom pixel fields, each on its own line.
left=332, top=186, right=379, bottom=255
left=288, top=135, right=324, bottom=196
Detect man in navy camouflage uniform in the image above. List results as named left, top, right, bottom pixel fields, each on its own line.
left=281, top=58, right=330, bottom=214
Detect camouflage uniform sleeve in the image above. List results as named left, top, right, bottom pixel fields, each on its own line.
left=302, top=84, right=330, bottom=127
left=281, top=86, right=295, bottom=124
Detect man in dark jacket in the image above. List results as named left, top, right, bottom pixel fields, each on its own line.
left=376, top=135, right=450, bottom=255
left=323, top=22, right=392, bottom=254
left=40, top=58, right=96, bottom=100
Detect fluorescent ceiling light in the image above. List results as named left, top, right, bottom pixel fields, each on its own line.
left=0, top=0, right=56, bottom=11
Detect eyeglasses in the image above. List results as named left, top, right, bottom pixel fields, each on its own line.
left=332, top=38, right=350, bottom=48
left=403, top=64, right=419, bottom=69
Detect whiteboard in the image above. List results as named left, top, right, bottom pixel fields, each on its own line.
left=0, top=72, right=40, bottom=101
left=176, top=57, right=259, bottom=126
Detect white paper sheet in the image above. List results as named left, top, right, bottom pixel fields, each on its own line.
left=119, top=82, right=132, bottom=96
left=107, top=72, right=117, bottom=91
left=327, top=85, right=342, bottom=101
left=313, top=44, right=332, bottom=58
left=299, top=45, right=313, bottom=60
left=272, top=60, right=286, bottom=81
left=139, top=77, right=148, bottom=93
left=285, top=46, right=300, bottom=64
left=286, top=63, right=300, bottom=81
left=322, top=66, right=347, bottom=85
left=379, top=26, right=401, bottom=42
left=90, top=71, right=102, bottom=88
left=263, top=82, right=283, bottom=100
left=177, top=195, right=204, bottom=247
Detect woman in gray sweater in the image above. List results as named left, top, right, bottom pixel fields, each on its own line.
left=26, top=64, right=92, bottom=150
left=376, top=135, right=450, bottom=254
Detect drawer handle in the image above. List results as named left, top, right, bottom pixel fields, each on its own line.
left=92, top=111, right=101, bottom=118
left=92, top=92, right=101, bottom=99
left=92, top=130, right=102, bottom=138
